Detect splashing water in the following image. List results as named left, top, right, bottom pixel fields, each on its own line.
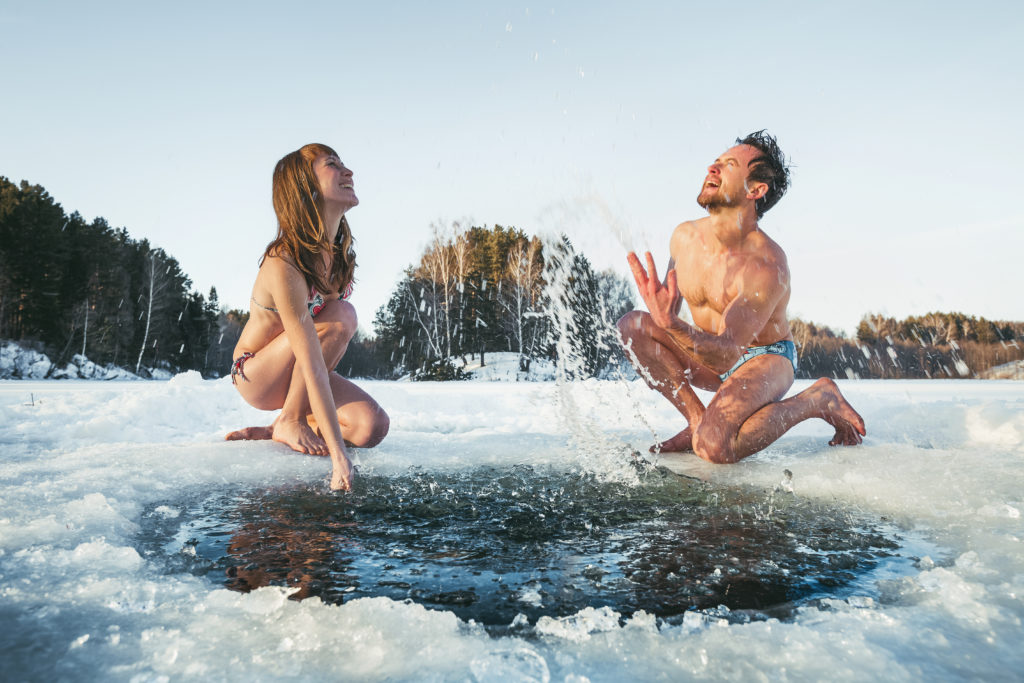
left=536, top=192, right=678, bottom=478
left=538, top=232, right=654, bottom=484
left=537, top=193, right=644, bottom=256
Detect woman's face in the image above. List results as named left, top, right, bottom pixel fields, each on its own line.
left=313, top=154, right=358, bottom=211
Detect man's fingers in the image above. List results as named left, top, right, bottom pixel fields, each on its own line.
left=644, top=252, right=660, bottom=286
left=626, top=252, right=648, bottom=287
left=666, top=269, right=679, bottom=299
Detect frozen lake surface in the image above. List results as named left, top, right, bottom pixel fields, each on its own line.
left=1, top=375, right=1023, bottom=680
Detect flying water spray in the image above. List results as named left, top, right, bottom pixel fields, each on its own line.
left=535, top=195, right=670, bottom=482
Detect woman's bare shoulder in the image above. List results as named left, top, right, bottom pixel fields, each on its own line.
left=253, top=255, right=308, bottom=308
left=259, top=254, right=305, bottom=283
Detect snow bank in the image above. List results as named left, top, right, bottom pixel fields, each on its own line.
left=0, top=341, right=173, bottom=380
left=0, top=341, right=53, bottom=378
left=460, top=351, right=557, bottom=381
left=981, top=359, right=1024, bottom=380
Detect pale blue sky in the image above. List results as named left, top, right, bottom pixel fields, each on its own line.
left=2, top=1, right=1022, bottom=337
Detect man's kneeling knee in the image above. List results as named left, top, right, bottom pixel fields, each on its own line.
left=692, top=424, right=738, bottom=464
left=616, top=310, right=650, bottom=340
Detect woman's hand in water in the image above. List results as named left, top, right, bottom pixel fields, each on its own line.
left=330, top=454, right=354, bottom=491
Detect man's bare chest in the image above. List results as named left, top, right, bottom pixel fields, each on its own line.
left=674, top=255, right=739, bottom=313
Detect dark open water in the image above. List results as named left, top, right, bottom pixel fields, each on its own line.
left=139, top=464, right=925, bottom=633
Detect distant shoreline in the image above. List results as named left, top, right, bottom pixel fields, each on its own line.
left=4, top=340, right=1023, bottom=382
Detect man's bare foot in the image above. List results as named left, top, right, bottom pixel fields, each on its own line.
left=225, top=426, right=273, bottom=441
left=272, top=417, right=329, bottom=456
left=810, top=378, right=866, bottom=446
left=651, top=426, right=693, bottom=453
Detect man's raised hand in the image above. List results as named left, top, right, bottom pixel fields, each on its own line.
left=627, top=251, right=681, bottom=330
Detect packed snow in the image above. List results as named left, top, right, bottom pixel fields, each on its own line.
left=1, top=369, right=1023, bottom=680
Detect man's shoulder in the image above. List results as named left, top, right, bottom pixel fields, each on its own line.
left=670, top=217, right=708, bottom=245
left=749, top=228, right=789, bottom=265
left=741, top=231, right=790, bottom=287
left=674, top=216, right=710, bottom=232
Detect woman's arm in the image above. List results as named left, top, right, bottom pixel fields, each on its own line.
left=265, top=258, right=353, bottom=490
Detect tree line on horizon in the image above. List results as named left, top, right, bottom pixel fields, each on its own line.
left=2, top=176, right=1022, bottom=380
left=365, top=222, right=636, bottom=380
left=793, top=313, right=1024, bottom=379
left=0, top=177, right=241, bottom=377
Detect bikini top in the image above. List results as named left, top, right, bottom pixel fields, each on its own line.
left=250, top=281, right=353, bottom=318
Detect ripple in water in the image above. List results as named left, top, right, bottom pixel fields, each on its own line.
left=138, top=464, right=931, bottom=632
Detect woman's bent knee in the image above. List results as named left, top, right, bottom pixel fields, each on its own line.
left=318, top=312, right=357, bottom=353
left=347, top=405, right=389, bottom=448
left=366, top=410, right=390, bottom=448
left=319, top=320, right=354, bottom=350
left=317, top=300, right=358, bottom=341
left=336, top=300, right=358, bottom=333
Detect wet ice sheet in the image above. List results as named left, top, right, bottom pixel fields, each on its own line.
left=1, top=376, right=1023, bottom=680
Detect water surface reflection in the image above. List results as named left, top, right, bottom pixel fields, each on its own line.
left=144, top=465, right=910, bottom=629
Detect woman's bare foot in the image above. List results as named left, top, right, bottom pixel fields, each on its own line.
left=225, top=426, right=273, bottom=441
left=810, top=378, right=866, bottom=446
left=272, top=417, right=329, bottom=456
left=651, top=426, right=693, bottom=453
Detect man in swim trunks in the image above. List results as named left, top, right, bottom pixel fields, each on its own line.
left=618, top=130, right=865, bottom=462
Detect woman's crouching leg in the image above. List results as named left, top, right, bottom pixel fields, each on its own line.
left=343, top=399, right=390, bottom=448
left=315, top=299, right=358, bottom=368
left=325, top=372, right=390, bottom=448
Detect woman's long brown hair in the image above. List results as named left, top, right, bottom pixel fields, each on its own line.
left=261, top=143, right=356, bottom=296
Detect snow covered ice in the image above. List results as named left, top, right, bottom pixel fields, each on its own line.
left=2, top=369, right=1023, bottom=680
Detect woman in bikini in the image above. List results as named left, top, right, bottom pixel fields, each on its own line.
left=225, top=143, right=389, bottom=490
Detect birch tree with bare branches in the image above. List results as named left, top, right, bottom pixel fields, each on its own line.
left=135, top=249, right=172, bottom=374
left=500, top=237, right=544, bottom=371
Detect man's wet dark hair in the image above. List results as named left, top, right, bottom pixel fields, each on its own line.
left=736, top=130, right=790, bottom=218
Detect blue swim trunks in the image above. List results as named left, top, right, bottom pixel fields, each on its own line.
left=719, top=340, right=798, bottom=382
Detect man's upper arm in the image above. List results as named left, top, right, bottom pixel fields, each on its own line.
left=719, top=260, right=788, bottom=348
left=664, top=257, right=683, bottom=315
left=667, top=224, right=691, bottom=313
